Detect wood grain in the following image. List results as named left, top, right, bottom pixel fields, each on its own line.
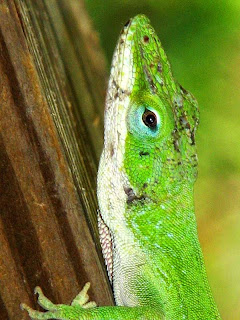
left=0, top=1, right=113, bottom=319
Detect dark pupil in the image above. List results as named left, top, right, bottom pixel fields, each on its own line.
left=142, top=109, right=157, bottom=128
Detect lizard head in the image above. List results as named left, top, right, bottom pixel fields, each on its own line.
left=98, top=14, right=199, bottom=228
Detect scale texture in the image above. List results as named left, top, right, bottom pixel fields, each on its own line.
left=22, top=14, right=222, bottom=320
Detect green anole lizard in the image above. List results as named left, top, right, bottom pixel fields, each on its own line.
left=21, top=14, right=222, bottom=320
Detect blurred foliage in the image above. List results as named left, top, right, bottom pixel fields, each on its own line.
left=85, top=0, right=240, bottom=318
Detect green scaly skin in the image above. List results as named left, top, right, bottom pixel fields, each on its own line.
left=21, top=15, right=222, bottom=320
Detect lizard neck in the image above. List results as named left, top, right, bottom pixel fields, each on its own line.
left=125, top=184, right=221, bottom=319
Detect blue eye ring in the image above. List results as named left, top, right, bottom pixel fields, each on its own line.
left=127, top=95, right=166, bottom=139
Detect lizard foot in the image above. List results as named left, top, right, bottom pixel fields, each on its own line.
left=71, top=282, right=97, bottom=308
left=21, top=283, right=97, bottom=320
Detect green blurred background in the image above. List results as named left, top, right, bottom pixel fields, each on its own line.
left=85, top=0, right=240, bottom=318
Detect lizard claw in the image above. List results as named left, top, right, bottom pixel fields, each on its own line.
left=71, top=282, right=97, bottom=308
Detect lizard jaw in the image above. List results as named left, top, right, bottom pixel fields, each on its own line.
left=97, top=17, right=148, bottom=305
left=97, top=18, right=136, bottom=230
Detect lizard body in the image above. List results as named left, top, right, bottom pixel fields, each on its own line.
left=22, top=14, right=222, bottom=320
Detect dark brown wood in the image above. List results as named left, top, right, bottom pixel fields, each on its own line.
left=0, top=1, right=113, bottom=319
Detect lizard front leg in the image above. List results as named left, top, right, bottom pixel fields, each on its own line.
left=21, top=284, right=163, bottom=320
left=21, top=283, right=96, bottom=320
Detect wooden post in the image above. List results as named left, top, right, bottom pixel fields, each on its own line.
left=0, top=1, right=113, bottom=319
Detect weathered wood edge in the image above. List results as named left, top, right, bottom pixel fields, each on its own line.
left=0, top=1, right=113, bottom=319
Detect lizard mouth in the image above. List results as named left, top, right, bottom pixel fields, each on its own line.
left=97, top=18, right=141, bottom=284
left=97, top=16, right=160, bottom=284
left=97, top=15, right=155, bottom=229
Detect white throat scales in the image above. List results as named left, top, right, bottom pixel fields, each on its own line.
left=97, top=20, right=146, bottom=306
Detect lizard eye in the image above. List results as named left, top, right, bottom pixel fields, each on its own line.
left=142, top=109, right=157, bottom=128
left=127, top=99, right=162, bottom=138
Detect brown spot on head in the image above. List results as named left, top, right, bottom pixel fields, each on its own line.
left=172, top=129, right=180, bottom=152
left=190, top=131, right=195, bottom=145
left=180, top=115, right=191, bottom=129
left=124, top=187, right=146, bottom=204
left=143, top=65, right=156, bottom=93
left=150, top=81, right=156, bottom=91
left=124, top=187, right=136, bottom=203
left=173, top=139, right=180, bottom=152
left=143, top=35, right=149, bottom=43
